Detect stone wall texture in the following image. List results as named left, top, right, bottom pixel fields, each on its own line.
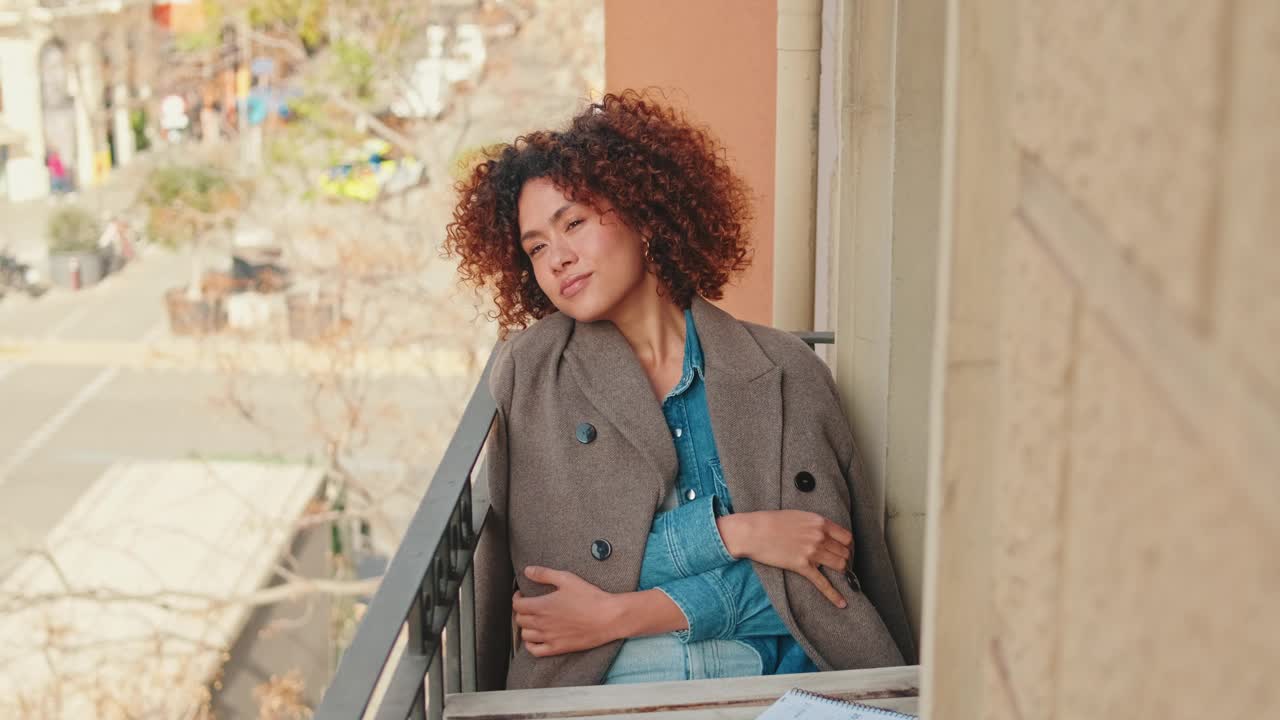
left=976, top=1, right=1280, bottom=717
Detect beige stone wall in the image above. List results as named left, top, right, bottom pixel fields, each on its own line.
left=927, top=0, right=1280, bottom=718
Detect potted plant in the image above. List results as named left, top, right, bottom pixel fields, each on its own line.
left=139, top=163, right=248, bottom=334
left=47, top=206, right=106, bottom=289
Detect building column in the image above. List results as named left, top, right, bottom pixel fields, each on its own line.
left=109, top=23, right=134, bottom=166
left=72, top=40, right=98, bottom=188
left=111, top=83, right=133, bottom=166
left=823, top=0, right=947, bottom=651
left=0, top=35, right=49, bottom=201
left=918, top=0, right=1016, bottom=716
left=772, top=0, right=821, bottom=332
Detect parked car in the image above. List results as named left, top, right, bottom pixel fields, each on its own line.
left=315, top=139, right=426, bottom=202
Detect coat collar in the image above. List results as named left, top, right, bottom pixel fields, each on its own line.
left=687, top=295, right=776, bottom=382
left=562, top=296, right=782, bottom=513
left=563, top=296, right=772, bottom=376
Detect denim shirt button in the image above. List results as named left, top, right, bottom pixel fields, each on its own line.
left=685, top=488, right=697, bottom=501
left=673, top=427, right=683, bottom=438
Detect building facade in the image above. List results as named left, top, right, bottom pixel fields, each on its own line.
left=605, top=1, right=1279, bottom=717
left=0, top=0, right=156, bottom=201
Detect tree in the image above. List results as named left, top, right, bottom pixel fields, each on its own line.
left=139, top=160, right=251, bottom=299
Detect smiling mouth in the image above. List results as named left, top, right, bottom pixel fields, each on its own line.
left=560, top=273, right=592, bottom=298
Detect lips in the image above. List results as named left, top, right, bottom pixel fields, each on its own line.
left=560, top=272, right=592, bottom=298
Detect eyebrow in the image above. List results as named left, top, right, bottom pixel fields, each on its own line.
left=519, top=203, right=574, bottom=245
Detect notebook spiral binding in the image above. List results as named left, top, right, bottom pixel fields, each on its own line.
left=787, top=689, right=916, bottom=720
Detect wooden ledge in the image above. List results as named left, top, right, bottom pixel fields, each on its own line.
left=444, top=665, right=919, bottom=720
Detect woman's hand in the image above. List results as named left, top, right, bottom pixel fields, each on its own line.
left=512, top=566, right=689, bottom=657
left=512, top=566, right=627, bottom=657
left=717, top=510, right=854, bottom=608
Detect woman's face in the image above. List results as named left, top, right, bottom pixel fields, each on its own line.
left=517, top=177, right=650, bottom=323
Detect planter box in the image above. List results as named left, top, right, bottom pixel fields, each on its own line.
left=164, top=287, right=227, bottom=335
left=286, top=292, right=343, bottom=343
left=48, top=251, right=107, bottom=289
left=226, top=292, right=285, bottom=332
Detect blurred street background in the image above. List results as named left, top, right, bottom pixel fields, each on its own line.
left=0, top=1, right=602, bottom=716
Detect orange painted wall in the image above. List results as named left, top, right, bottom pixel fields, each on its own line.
left=604, top=0, right=777, bottom=325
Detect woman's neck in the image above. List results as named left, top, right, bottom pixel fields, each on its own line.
left=606, top=278, right=686, bottom=371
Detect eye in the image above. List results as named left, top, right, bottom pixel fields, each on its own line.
left=528, top=243, right=546, bottom=257
left=566, top=218, right=584, bottom=231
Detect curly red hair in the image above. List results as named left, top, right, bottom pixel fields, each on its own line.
left=444, top=90, right=754, bottom=333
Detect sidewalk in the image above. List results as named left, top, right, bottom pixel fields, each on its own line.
left=0, top=154, right=157, bottom=272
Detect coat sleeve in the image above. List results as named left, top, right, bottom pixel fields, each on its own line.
left=798, top=333, right=918, bottom=664
left=845, top=439, right=918, bottom=664
left=474, top=342, right=516, bottom=691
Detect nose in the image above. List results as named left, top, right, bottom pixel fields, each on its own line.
left=548, top=240, right=578, bottom=273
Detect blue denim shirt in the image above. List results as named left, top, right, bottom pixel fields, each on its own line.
left=603, top=309, right=818, bottom=684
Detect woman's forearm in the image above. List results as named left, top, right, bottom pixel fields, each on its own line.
left=610, top=588, right=689, bottom=639
left=716, top=512, right=754, bottom=558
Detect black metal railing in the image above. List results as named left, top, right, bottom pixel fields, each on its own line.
left=316, top=332, right=834, bottom=720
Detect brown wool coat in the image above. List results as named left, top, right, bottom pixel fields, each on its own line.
left=474, top=296, right=916, bottom=690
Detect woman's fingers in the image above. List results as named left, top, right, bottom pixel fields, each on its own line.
left=512, top=592, right=548, bottom=615
left=520, top=627, right=547, bottom=643
left=514, top=612, right=542, bottom=630
left=525, top=640, right=571, bottom=657
left=524, top=640, right=553, bottom=657
left=814, top=549, right=848, bottom=572
left=801, top=566, right=847, bottom=608
left=524, top=565, right=578, bottom=588
left=823, top=520, right=854, bottom=547
left=821, top=539, right=851, bottom=562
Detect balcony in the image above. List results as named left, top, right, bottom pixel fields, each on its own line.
left=316, top=331, right=920, bottom=720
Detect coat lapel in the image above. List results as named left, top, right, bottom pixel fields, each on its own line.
left=563, top=318, right=678, bottom=502
left=691, top=297, right=783, bottom=515
left=562, top=297, right=784, bottom=516
left=690, top=298, right=790, bottom=627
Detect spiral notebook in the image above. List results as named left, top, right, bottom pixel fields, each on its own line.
left=755, top=689, right=917, bottom=720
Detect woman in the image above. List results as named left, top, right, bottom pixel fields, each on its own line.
left=445, top=91, right=914, bottom=691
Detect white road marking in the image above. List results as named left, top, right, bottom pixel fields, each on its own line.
left=43, top=303, right=92, bottom=339
left=0, top=323, right=163, bottom=487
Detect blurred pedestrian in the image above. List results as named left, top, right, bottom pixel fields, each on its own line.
left=46, top=149, right=71, bottom=194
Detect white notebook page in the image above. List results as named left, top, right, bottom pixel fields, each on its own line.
left=754, top=689, right=917, bottom=720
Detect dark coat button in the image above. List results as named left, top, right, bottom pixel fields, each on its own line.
left=794, top=471, right=816, bottom=492
left=845, top=568, right=862, bottom=593
left=576, top=422, right=597, bottom=444
left=590, top=539, right=612, bottom=561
